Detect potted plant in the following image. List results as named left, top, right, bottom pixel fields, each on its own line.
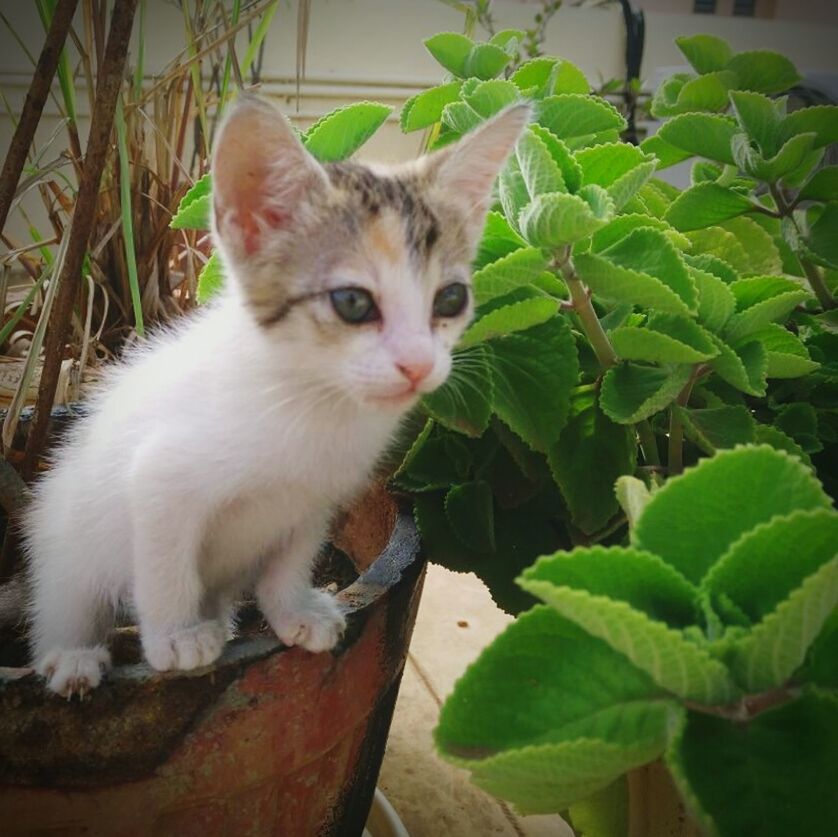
left=434, top=444, right=837, bottom=835
left=0, top=5, right=429, bottom=833
left=380, top=23, right=837, bottom=836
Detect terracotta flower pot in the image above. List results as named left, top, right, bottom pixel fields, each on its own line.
left=0, top=481, right=424, bottom=836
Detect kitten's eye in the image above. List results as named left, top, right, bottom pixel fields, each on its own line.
left=330, top=287, right=380, bottom=324
left=433, top=282, right=468, bottom=318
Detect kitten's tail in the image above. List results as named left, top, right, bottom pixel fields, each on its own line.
left=0, top=576, right=26, bottom=625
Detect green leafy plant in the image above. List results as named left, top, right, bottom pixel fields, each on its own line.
left=435, top=444, right=838, bottom=836
left=394, top=31, right=837, bottom=612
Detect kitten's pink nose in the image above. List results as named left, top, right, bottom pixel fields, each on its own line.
left=396, top=359, right=434, bottom=387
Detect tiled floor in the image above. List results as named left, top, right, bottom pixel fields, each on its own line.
left=378, top=565, right=573, bottom=837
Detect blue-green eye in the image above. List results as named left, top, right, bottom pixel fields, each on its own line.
left=330, top=287, right=380, bottom=324
left=433, top=282, right=468, bottom=318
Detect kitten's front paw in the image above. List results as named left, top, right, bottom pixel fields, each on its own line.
left=38, top=646, right=111, bottom=699
left=143, top=620, right=225, bottom=672
left=272, top=589, right=346, bottom=653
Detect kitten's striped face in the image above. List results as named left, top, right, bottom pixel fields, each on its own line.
left=212, top=97, right=528, bottom=410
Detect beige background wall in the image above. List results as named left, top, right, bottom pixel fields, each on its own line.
left=1, top=0, right=837, bottom=243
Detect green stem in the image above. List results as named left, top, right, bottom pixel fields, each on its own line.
left=667, top=366, right=700, bottom=476
left=557, top=252, right=618, bottom=371
left=771, top=183, right=835, bottom=310
left=636, top=419, right=660, bottom=467
left=800, top=256, right=835, bottom=311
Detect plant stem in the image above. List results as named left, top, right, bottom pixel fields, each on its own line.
left=0, top=0, right=79, bottom=237
left=636, top=419, right=660, bottom=467
left=21, top=0, right=139, bottom=483
left=556, top=251, right=618, bottom=371
left=667, top=366, right=699, bottom=476
left=800, top=256, right=835, bottom=311
left=770, top=183, right=835, bottom=310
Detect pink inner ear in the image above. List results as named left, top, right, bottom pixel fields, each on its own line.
left=212, top=104, right=309, bottom=256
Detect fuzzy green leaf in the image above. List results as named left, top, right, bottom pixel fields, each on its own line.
left=475, top=210, right=527, bottom=269
left=719, top=216, right=783, bottom=276
left=422, top=345, right=494, bottom=437
left=392, top=420, right=472, bottom=492
left=465, top=42, right=513, bottom=80
left=709, top=337, right=768, bottom=396
left=668, top=693, right=838, bottom=837
left=516, top=127, right=566, bottom=199
left=510, top=57, right=559, bottom=97
left=436, top=606, right=677, bottom=814
left=779, top=105, right=838, bottom=148
left=519, top=187, right=615, bottom=248
left=441, top=100, right=482, bottom=135
left=798, top=165, right=838, bottom=202
left=575, top=253, right=692, bottom=317
left=600, top=228, right=698, bottom=313
left=703, top=508, right=838, bottom=626
left=530, top=124, right=582, bottom=192
left=552, top=60, right=590, bottom=95
left=575, top=142, right=657, bottom=210
left=685, top=227, right=751, bottom=275
left=727, top=556, right=838, bottom=691
left=401, top=82, right=463, bottom=132
left=724, top=277, right=810, bottom=342
left=472, top=247, right=549, bottom=305
left=491, top=318, right=578, bottom=452
left=424, top=32, right=473, bottom=77
left=730, top=90, right=783, bottom=155
left=610, top=315, right=718, bottom=365
left=640, top=134, right=693, bottom=170
left=750, top=324, right=819, bottom=378
left=464, top=79, right=521, bottom=118
left=303, top=101, right=391, bottom=161
left=591, top=215, right=691, bottom=253
left=652, top=71, right=737, bottom=118
left=170, top=172, right=212, bottom=230
left=522, top=546, right=699, bottom=628
left=196, top=251, right=225, bottom=303
left=536, top=94, right=626, bottom=145
left=805, top=202, right=838, bottom=270
left=657, top=114, right=738, bottom=165
left=601, top=363, right=693, bottom=425
left=675, top=405, right=756, bottom=455
left=632, top=445, right=832, bottom=584
left=727, top=50, right=803, bottom=95
left=675, top=34, right=733, bottom=74
left=664, top=182, right=754, bottom=232
left=520, top=579, right=737, bottom=703
left=461, top=296, right=558, bottom=348
left=690, top=265, right=737, bottom=333
left=549, top=392, right=636, bottom=534
left=445, top=480, right=496, bottom=553
left=732, top=130, right=818, bottom=182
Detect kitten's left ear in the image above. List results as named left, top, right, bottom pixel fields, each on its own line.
left=424, top=103, right=531, bottom=220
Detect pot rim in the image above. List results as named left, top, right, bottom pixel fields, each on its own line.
left=0, top=508, right=420, bottom=691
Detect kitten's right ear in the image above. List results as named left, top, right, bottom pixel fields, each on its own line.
left=211, top=96, right=329, bottom=259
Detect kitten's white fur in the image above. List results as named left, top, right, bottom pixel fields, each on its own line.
left=22, top=99, right=529, bottom=697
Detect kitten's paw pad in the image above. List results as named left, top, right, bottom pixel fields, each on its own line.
left=38, top=646, right=111, bottom=699
left=143, top=621, right=225, bottom=672
left=274, top=590, right=346, bottom=653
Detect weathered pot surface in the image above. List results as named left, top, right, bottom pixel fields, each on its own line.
left=0, top=483, right=424, bottom=836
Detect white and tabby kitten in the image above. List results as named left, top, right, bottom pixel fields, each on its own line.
left=23, top=96, right=529, bottom=697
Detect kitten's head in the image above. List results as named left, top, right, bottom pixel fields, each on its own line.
left=212, top=95, right=528, bottom=411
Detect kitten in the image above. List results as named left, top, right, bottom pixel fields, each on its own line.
left=22, top=96, right=529, bottom=697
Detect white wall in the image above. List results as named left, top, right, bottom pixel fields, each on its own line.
left=1, top=0, right=837, bottom=245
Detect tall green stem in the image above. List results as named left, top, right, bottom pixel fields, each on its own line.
left=556, top=252, right=618, bottom=370
left=771, top=184, right=835, bottom=310
left=667, top=367, right=700, bottom=476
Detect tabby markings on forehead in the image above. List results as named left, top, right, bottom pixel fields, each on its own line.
left=326, top=162, right=440, bottom=260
